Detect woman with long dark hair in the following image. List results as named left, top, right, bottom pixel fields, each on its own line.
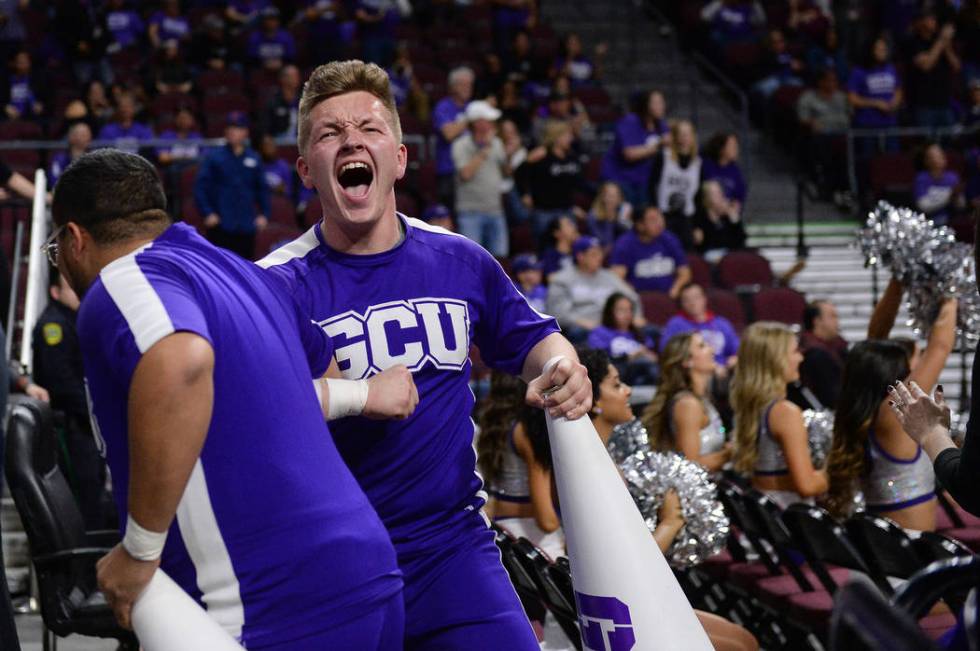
left=825, top=297, right=956, bottom=530
left=476, top=372, right=564, bottom=559
left=642, top=332, right=731, bottom=472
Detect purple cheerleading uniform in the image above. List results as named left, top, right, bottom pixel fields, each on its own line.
left=79, top=223, right=402, bottom=649
left=260, top=215, right=557, bottom=649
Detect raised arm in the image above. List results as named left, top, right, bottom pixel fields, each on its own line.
left=867, top=276, right=903, bottom=339
left=908, top=298, right=957, bottom=391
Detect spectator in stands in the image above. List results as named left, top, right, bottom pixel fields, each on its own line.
left=693, top=180, right=746, bottom=261
left=433, top=66, right=474, bottom=211
left=796, top=299, right=848, bottom=409
left=103, top=0, right=144, bottom=53
left=97, top=91, right=153, bottom=155
left=600, top=89, right=669, bottom=207
left=660, top=282, right=739, bottom=369
left=826, top=299, right=956, bottom=530
left=152, top=39, right=193, bottom=96
left=500, top=119, right=530, bottom=225
left=3, top=49, right=43, bottom=121
left=420, top=203, right=455, bottom=232
left=963, top=78, right=980, bottom=127
left=797, top=68, right=852, bottom=205
left=517, top=120, right=587, bottom=238
left=85, top=79, right=114, bottom=127
left=611, top=205, right=690, bottom=297
left=642, top=332, right=732, bottom=472
left=0, top=0, right=27, bottom=60
left=701, top=131, right=747, bottom=211
left=540, top=214, right=578, bottom=277
left=491, top=0, right=536, bottom=58
left=651, top=120, right=701, bottom=248
left=587, top=292, right=658, bottom=385
left=193, top=111, right=269, bottom=259
left=511, top=253, right=547, bottom=314
left=914, top=143, right=963, bottom=226
left=547, top=236, right=639, bottom=343
left=156, top=107, right=201, bottom=168
left=903, top=9, right=960, bottom=128
left=452, top=99, right=510, bottom=257
left=751, top=28, right=805, bottom=101
left=476, top=371, right=564, bottom=560
left=959, top=0, right=980, bottom=86
left=49, top=122, right=92, bottom=186
left=388, top=44, right=431, bottom=123
left=53, top=0, right=110, bottom=85
left=259, top=134, right=292, bottom=198
left=731, top=321, right=827, bottom=509
left=148, top=0, right=190, bottom=51
left=533, top=87, right=591, bottom=143
left=498, top=78, right=531, bottom=134
left=847, top=34, right=903, bottom=136
left=189, top=13, right=234, bottom=72
left=261, top=64, right=300, bottom=139
left=355, top=0, right=399, bottom=66
left=783, top=0, right=830, bottom=46
left=551, top=32, right=605, bottom=86
left=32, top=267, right=109, bottom=529
left=586, top=181, right=632, bottom=251
left=301, top=0, right=346, bottom=65
left=225, top=1, right=264, bottom=34
left=247, top=6, right=295, bottom=71
left=700, top=0, right=766, bottom=51
left=506, top=29, right=549, bottom=102
left=805, top=25, right=849, bottom=84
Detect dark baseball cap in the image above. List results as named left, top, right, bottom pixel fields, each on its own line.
left=225, top=111, right=249, bottom=128
left=512, top=253, right=542, bottom=273
left=572, top=236, right=601, bottom=255
left=421, top=203, right=451, bottom=222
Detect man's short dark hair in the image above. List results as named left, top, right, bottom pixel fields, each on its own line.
left=803, top=300, right=828, bottom=332
left=51, top=149, right=171, bottom=244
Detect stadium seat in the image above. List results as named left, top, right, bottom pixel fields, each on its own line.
left=197, top=69, right=245, bottom=95
left=893, top=555, right=980, bottom=639
left=912, top=531, right=975, bottom=564
left=508, top=223, right=535, bottom=255
left=254, top=223, right=301, bottom=260
left=717, top=250, right=774, bottom=290
left=751, top=286, right=806, bottom=326
left=394, top=191, right=418, bottom=219
left=5, top=397, right=139, bottom=649
left=303, top=199, right=322, bottom=228
left=639, top=291, right=676, bottom=328
left=705, top=288, right=746, bottom=333
left=845, top=513, right=927, bottom=595
left=829, top=575, right=939, bottom=651
left=686, top=253, right=713, bottom=288
left=268, top=195, right=297, bottom=228
left=869, top=153, right=916, bottom=204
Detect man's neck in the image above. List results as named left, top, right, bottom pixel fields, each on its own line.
left=320, top=208, right=403, bottom=255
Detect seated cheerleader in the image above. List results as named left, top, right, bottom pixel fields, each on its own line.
left=579, top=348, right=758, bottom=651
left=641, top=332, right=732, bottom=472
left=731, top=322, right=827, bottom=509
left=477, top=372, right=565, bottom=560
left=825, top=283, right=956, bottom=531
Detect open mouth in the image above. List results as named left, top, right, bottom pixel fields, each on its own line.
left=337, top=161, right=374, bottom=199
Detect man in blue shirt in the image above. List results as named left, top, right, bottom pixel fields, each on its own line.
left=262, top=60, right=592, bottom=650
left=50, top=149, right=414, bottom=649
left=431, top=66, right=473, bottom=211
left=194, top=111, right=269, bottom=259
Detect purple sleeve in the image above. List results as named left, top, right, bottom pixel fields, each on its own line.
left=609, top=235, right=632, bottom=267
left=616, top=115, right=645, bottom=148
left=658, top=317, right=685, bottom=352
left=433, top=99, right=457, bottom=132
left=666, top=232, right=688, bottom=267
left=913, top=172, right=929, bottom=200
left=719, top=317, right=739, bottom=358
left=846, top=68, right=863, bottom=94
left=587, top=327, right=612, bottom=353
left=473, top=252, right=560, bottom=374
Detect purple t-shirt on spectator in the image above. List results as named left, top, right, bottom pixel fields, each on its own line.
left=540, top=247, right=573, bottom=277
left=847, top=65, right=900, bottom=127
left=247, top=29, right=296, bottom=64
left=519, top=283, right=548, bottom=315
left=553, top=55, right=594, bottom=84
left=914, top=170, right=959, bottom=224
left=149, top=11, right=190, bottom=43
left=711, top=4, right=756, bottom=39
left=701, top=158, right=747, bottom=206
left=98, top=121, right=155, bottom=155
left=587, top=326, right=652, bottom=358
left=432, top=96, right=467, bottom=176
left=48, top=151, right=71, bottom=186
left=264, top=158, right=294, bottom=196
left=7, top=75, right=35, bottom=114
left=156, top=129, right=202, bottom=161
left=600, top=113, right=668, bottom=187
left=609, top=229, right=687, bottom=292
left=106, top=10, right=144, bottom=49
left=659, top=313, right=739, bottom=364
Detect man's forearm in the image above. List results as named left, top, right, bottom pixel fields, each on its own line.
left=521, top=332, right=578, bottom=382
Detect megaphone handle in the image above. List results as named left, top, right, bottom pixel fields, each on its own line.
left=539, top=355, right=568, bottom=401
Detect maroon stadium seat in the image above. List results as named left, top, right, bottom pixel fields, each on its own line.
left=254, top=223, right=301, bottom=260
left=639, top=291, right=676, bottom=328
left=509, top=223, right=535, bottom=255
left=869, top=153, right=916, bottom=200
left=751, top=287, right=806, bottom=326
left=197, top=69, right=245, bottom=95
left=686, top=253, right=713, bottom=288
left=717, top=250, right=774, bottom=290
left=706, top=288, right=746, bottom=332
left=267, top=195, right=296, bottom=227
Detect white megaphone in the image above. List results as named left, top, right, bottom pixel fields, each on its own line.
left=131, top=570, right=245, bottom=651
left=543, top=358, right=712, bottom=651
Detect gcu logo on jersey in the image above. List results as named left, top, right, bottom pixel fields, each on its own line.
left=320, top=298, right=471, bottom=379
left=575, top=593, right=636, bottom=651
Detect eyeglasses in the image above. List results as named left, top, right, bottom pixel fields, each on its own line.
left=41, top=225, right=65, bottom=267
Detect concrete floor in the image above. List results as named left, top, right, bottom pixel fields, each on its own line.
left=14, top=614, right=115, bottom=650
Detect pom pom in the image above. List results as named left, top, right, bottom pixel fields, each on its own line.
left=803, top=409, right=833, bottom=468
left=607, top=418, right=650, bottom=465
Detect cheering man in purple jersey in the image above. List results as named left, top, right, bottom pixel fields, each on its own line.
left=49, top=149, right=418, bottom=650
left=260, top=60, right=592, bottom=649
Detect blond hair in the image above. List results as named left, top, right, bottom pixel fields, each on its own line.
left=731, top=322, right=796, bottom=475
left=540, top=119, right=572, bottom=150
left=297, top=59, right=402, bottom=154
left=641, top=332, right=696, bottom=452
left=669, top=119, right=698, bottom=161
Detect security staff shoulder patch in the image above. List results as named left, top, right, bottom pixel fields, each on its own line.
left=43, top=323, right=63, bottom=346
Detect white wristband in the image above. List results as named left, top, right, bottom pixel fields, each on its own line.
left=325, top=378, right=370, bottom=419
left=123, top=514, right=168, bottom=561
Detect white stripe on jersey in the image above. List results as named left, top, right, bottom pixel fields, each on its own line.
left=256, top=224, right=319, bottom=268
left=176, top=460, right=245, bottom=640
left=100, top=243, right=175, bottom=354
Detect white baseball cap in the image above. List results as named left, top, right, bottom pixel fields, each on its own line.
left=465, top=100, right=502, bottom=122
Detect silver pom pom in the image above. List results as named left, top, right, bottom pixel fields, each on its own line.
left=803, top=409, right=834, bottom=468
left=614, top=424, right=729, bottom=568
left=856, top=201, right=980, bottom=343
left=607, top=418, right=650, bottom=465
